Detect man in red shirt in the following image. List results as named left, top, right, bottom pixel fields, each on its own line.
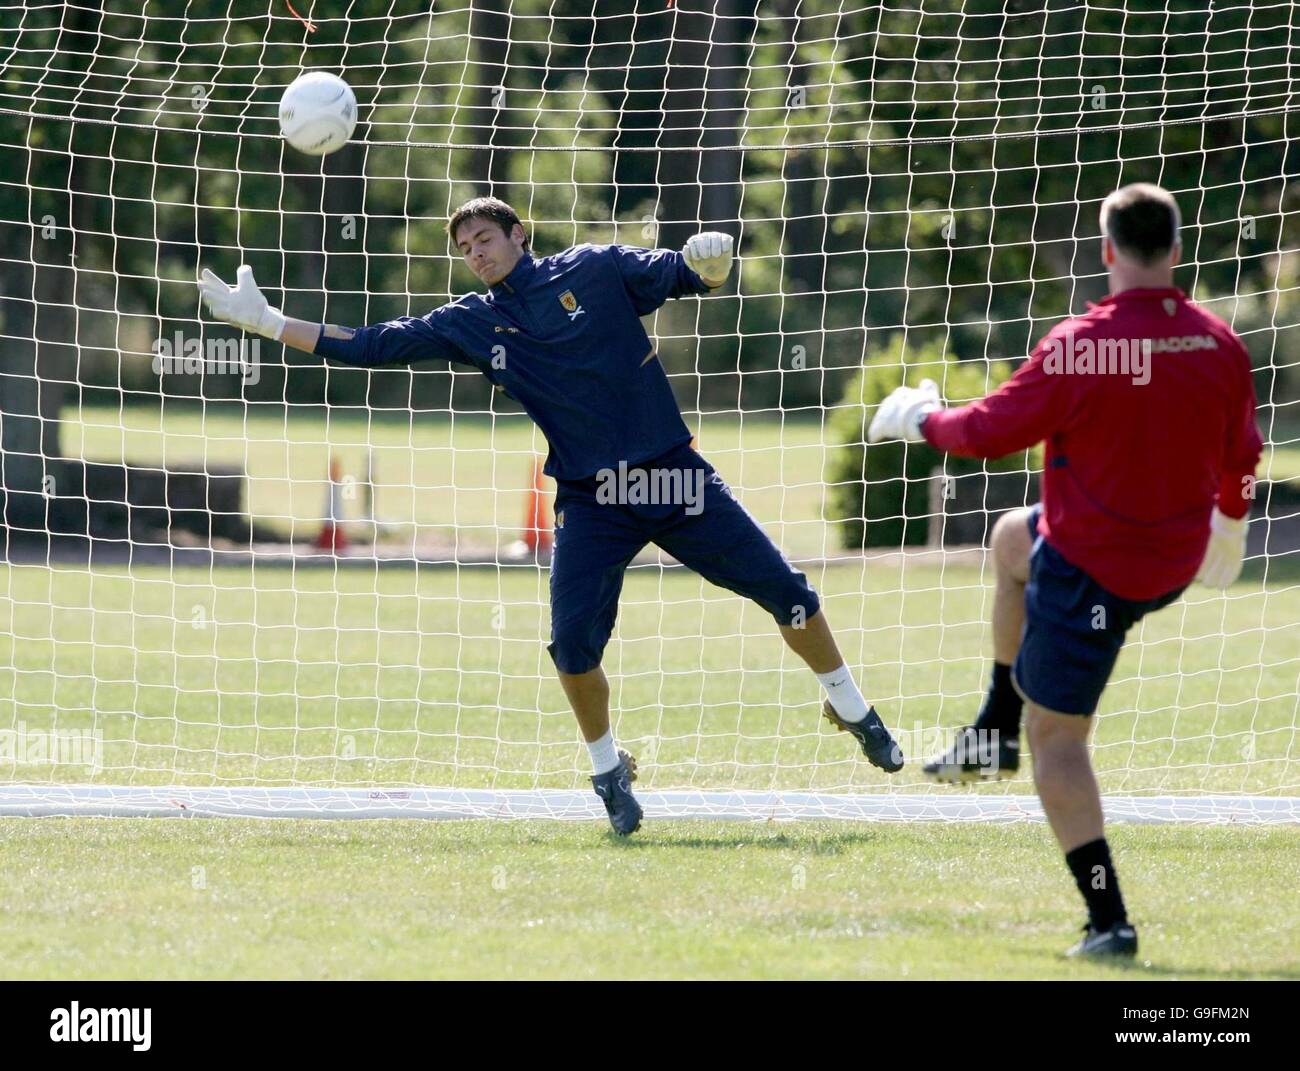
left=869, top=183, right=1262, bottom=958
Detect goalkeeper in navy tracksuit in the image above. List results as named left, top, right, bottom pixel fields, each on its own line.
left=870, top=183, right=1263, bottom=958
left=199, top=196, right=904, bottom=835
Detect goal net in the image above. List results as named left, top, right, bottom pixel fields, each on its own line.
left=0, top=0, right=1296, bottom=821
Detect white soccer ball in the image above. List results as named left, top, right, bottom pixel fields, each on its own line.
left=278, top=72, right=357, bottom=156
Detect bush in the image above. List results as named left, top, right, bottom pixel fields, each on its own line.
left=825, top=335, right=1039, bottom=548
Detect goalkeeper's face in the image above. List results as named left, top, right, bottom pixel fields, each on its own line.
left=455, top=219, right=528, bottom=287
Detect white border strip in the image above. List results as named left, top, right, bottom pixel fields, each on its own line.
left=0, top=787, right=1295, bottom=823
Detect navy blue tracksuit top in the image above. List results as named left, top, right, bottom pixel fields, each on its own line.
left=314, top=244, right=711, bottom=481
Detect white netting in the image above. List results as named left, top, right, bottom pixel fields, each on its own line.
left=0, top=0, right=1296, bottom=819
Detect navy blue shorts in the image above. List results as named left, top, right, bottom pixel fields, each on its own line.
left=1013, top=506, right=1186, bottom=716
left=546, top=443, right=820, bottom=674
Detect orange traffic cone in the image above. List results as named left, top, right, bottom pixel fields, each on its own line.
left=522, top=458, right=552, bottom=555
left=314, top=455, right=349, bottom=552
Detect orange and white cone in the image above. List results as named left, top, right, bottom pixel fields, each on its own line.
left=522, top=458, right=553, bottom=555
left=314, top=455, right=349, bottom=552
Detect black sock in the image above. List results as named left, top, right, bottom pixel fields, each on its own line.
left=972, top=662, right=1022, bottom=737
left=1065, top=837, right=1128, bottom=932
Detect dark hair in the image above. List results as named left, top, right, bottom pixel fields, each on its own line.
left=1099, top=183, right=1181, bottom=265
left=446, top=196, right=529, bottom=251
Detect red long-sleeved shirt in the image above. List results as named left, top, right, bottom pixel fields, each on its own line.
left=922, top=287, right=1263, bottom=600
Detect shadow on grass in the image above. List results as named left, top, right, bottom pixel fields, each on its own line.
left=601, top=826, right=887, bottom=854
left=1082, top=957, right=1300, bottom=981
left=999, top=940, right=1300, bottom=981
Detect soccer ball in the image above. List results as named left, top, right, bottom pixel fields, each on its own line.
left=278, top=72, right=357, bottom=156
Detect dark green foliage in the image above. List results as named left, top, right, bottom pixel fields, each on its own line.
left=825, top=336, right=1038, bottom=548
left=0, top=0, right=1294, bottom=419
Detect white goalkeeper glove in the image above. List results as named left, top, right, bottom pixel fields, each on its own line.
left=1196, top=508, right=1249, bottom=588
left=868, top=379, right=943, bottom=443
left=682, top=231, right=734, bottom=288
left=198, top=265, right=286, bottom=340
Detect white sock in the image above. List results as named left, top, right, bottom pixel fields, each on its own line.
left=816, top=665, right=869, bottom=723
left=586, top=729, right=621, bottom=775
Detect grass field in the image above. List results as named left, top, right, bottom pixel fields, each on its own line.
left=1, top=818, right=1295, bottom=980
left=62, top=406, right=843, bottom=558
left=56, top=403, right=1300, bottom=562
left=1, top=561, right=1296, bottom=794
left=6, top=406, right=1296, bottom=980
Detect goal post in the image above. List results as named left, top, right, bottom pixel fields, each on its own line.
left=0, top=0, right=1296, bottom=822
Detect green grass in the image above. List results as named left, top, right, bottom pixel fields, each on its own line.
left=1, top=562, right=1296, bottom=794
left=1, top=818, right=1295, bottom=980
left=60, top=404, right=1300, bottom=562
left=62, top=405, right=840, bottom=558
left=1262, top=438, right=1300, bottom=483
left=10, top=406, right=1296, bottom=980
